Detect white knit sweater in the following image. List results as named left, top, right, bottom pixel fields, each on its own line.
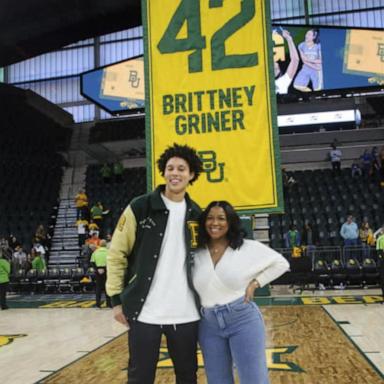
left=192, top=239, right=290, bottom=307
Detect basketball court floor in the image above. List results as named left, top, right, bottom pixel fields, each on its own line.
left=1, top=288, right=383, bottom=384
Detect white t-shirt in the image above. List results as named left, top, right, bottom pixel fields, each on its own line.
left=138, top=194, right=200, bottom=324
left=192, top=239, right=290, bottom=307
left=275, top=73, right=292, bottom=95
left=330, top=149, right=342, bottom=162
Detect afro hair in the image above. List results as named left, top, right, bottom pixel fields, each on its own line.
left=157, top=143, right=203, bottom=185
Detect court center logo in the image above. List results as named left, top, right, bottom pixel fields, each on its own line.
left=198, top=150, right=225, bottom=183
left=157, top=346, right=303, bottom=372
left=0, top=334, right=27, bottom=348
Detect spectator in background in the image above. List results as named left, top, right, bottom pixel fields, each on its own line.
left=88, top=220, right=100, bottom=238
left=80, top=243, right=97, bottom=271
left=378, top=146, right=384, bottom=167
left=100, top=163, right=112, bottom=183
left=301, top=222, right=319, bottom=257
left=31, top=251, right=46, bottom=272
left=376, top=232, right=384, bottom=298
left=359, top=221, right=374, bottom=257
left=360, top=149, right=373, bottom=178
left=285, top=225, right=301, bottom=249
left=76, top=219, right=89, bottom=247
left=340, top=215, right=359, bottom=247
left=91, top=240, right=111, bottom=308
left=0, top=250, right=10, bottom=310
left=371, top=146, right=381, bottom=180
left=113, top=160, right=124, bottom=183
left=351, top=160, right=362, bottom=178
left=33, top=238, right=47, bottom=263
left=75, top=189, right=88, bottom=220
left=282, top=168, right=296, bottom=189
left=8, top=235, right=21, bottom=252
left=0, top=237, right=12, bottom=260
left=11, top=246, right=28, bottom=272
left=329, top=144, right=342, bottom=174
left=35, top=224, right=49, bottom=248
left=90, top=202, right=104, bottom=230
left=86, top=232, right=101, bottom=248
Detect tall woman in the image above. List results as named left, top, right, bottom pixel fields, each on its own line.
left=193, top=201, right=289, bottom=384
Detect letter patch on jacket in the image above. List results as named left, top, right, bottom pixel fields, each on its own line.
left=139, top=217, right=156, bottom=229
left=117, top=214, right=126, bottom=231
left=187, top=221, right=199, bottom=248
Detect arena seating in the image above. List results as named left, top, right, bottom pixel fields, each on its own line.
left=85, top=165, right=146, bottom=235
left=269, top=167, right=383, bottom=248
left=89, top=117, right=145, bottom=144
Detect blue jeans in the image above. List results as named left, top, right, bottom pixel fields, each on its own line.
left=199, top=297, right=269, bottom=384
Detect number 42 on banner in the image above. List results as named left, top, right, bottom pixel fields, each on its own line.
left=157, top=0, right=259, bottom=73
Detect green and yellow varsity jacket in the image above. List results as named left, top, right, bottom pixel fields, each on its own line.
left=106, top=185, right=201, bottom=321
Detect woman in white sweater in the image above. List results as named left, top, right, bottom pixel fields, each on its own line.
left=193, top=201, right=289, bottom=384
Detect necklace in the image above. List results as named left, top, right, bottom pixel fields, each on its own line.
left=208, top=242, right=229, bottom=267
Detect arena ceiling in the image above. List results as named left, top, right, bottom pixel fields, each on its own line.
left=0, top=0, right=141, bottom=67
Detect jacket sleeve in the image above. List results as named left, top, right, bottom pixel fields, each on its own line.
left=106, top=205, right=137, bottom=305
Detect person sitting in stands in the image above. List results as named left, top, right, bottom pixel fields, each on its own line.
left=11, top=246, right=28, bottom=272
left=31, top=251, right=46, bottom=272
left=86, top=232, right=101, bottom=248
left=301, top=222, right=319, bottom=257
left=33, top=238, right=47, bottom=263
left=285, top=225, right=301, bottom=249
left=88, top=220, right=100, bottom=238
left=80, top=243, right=97, bottom=271
left=359, top=221, right=374, bottom=257
left=351, top=160, right=362, bottom=178
left=35, top=224, right=51, bottom=248
left=100, top=163, right=112, bottom=183
left=8, top=235, right=21, bottom=252
left=113, top=160, right=124, bottom=183
left=0, top=237, right=12, bottom=260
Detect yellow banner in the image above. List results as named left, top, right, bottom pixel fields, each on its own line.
left=142, top=0, right=283, bottom=213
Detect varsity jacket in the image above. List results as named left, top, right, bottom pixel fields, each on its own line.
left=106, top=185, right=201, bottom=321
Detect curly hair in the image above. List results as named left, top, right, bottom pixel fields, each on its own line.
left=157, top=143, right=203, bottom=185
left=198, top=201, right=246, bottom=250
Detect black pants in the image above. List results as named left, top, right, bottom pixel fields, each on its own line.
left=0, top=282, right=8, bottom=309
left=128, top=320, right=198, bottom=384
left=95, top=271, right=111, bottom=307
left=332, top=161, right=341, bottom=173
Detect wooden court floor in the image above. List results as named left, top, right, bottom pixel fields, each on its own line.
left=37, top=305, right=383, bottom=384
